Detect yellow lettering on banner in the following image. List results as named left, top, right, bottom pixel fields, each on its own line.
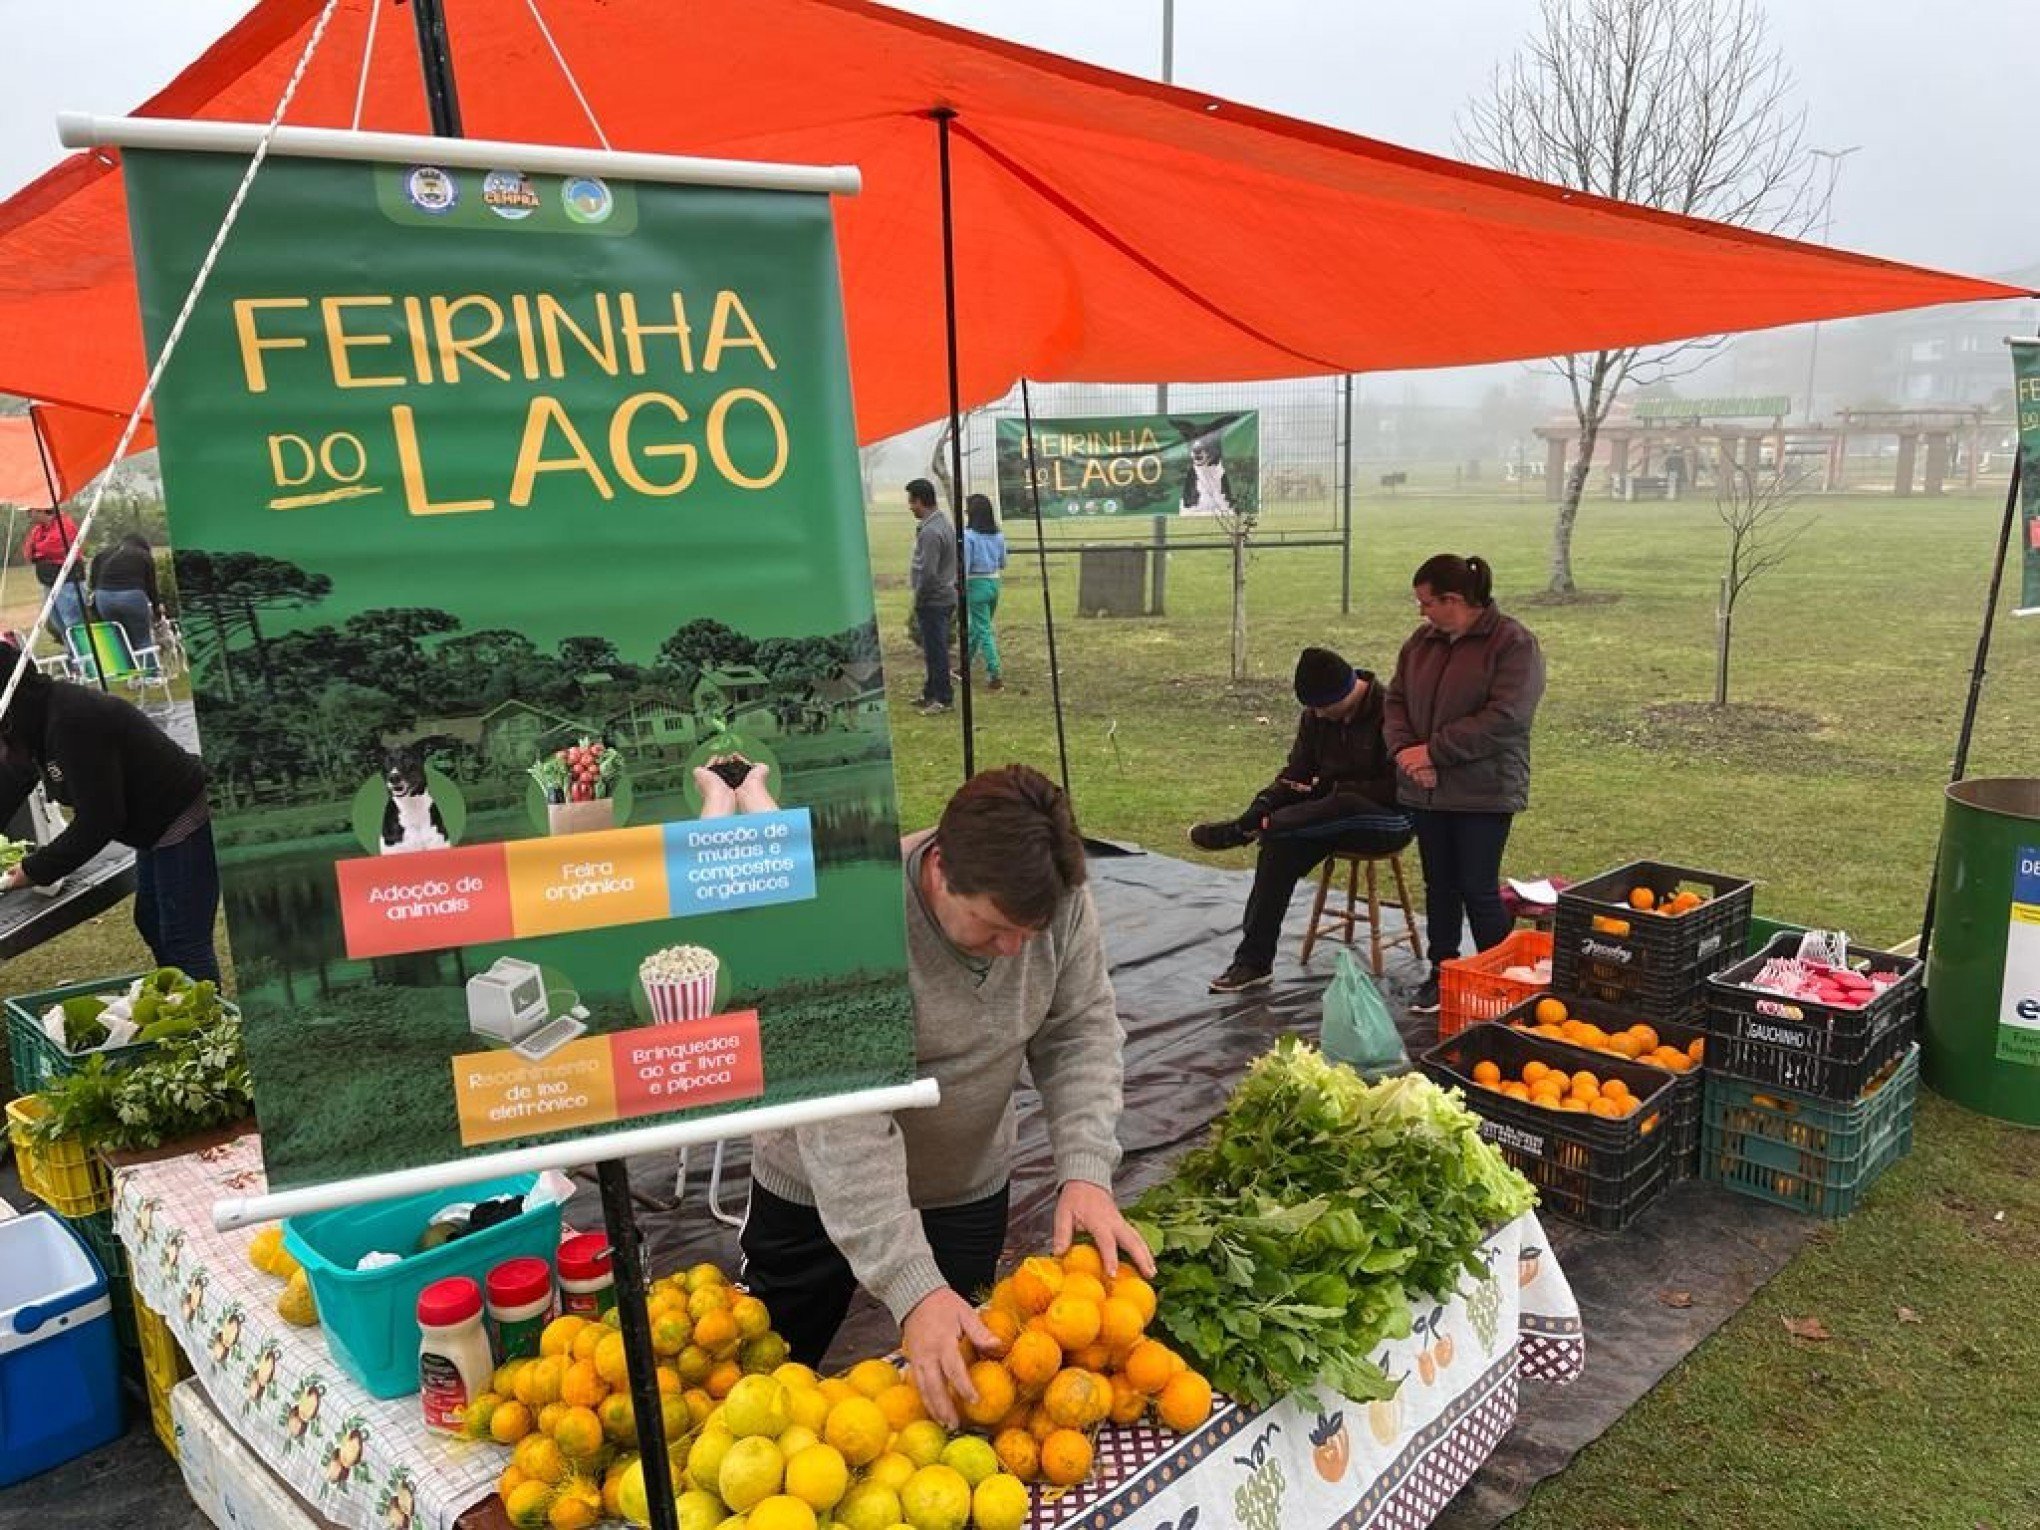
left=618, top=292, right=695, bottom=377
left=509, top=397, right=615, bottom=505
left=453, top=1035, right=618, bottom=1146
left=430, top=294, right=513, bottom=383
left=232, top=297, right=311, bottom=393
left=2016, top=375, right=2040, bottom=405
left=392, top=405, right=494, bottom=516
left=507, top=295, right=542, bottom=381
left=539, top=293, right=620, bottom=378
left=400, top=296, right=435, bottom=384
left=320, top=296, right=406, bottom=388
left=703, top=291, right=777, bottom=371
left=706, top=389, right=789, bottom=490
left=610, top=393, right=698, bottom=496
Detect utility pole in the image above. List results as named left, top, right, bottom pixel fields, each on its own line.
left=1801, top=146, right=1860, bottom=423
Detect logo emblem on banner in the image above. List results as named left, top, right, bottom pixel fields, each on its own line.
left=404, top=166, right=457, bottom=215
left=562, top=176, right=615, bottom=225
left=482, top=169, right=541, bottom=220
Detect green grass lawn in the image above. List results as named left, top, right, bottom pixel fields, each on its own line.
left=9, top=481, right=2038, bottom=1524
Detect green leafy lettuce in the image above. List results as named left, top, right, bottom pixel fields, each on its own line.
left=1129, top=1038, right=1534, bottom=1408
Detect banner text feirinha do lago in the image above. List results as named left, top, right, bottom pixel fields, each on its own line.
left=228, top=287, right=792, bottom=515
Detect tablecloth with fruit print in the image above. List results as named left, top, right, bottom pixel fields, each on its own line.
left=111, top=1132, right=516, bottom=1530
left=1030, top=1213, right=1579, bottom=1530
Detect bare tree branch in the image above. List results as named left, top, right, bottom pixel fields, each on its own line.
left=1712, top=453, right=1815, bottom=703
left=1457, top=0, right=1819, bottom=595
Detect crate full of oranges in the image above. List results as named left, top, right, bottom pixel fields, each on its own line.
left=1419, top=1022, right=1680, bottom=1230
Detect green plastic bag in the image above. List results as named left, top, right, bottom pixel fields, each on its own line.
left=1320, top=949, right=1410, bottom=1080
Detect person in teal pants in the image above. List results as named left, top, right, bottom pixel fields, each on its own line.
left=963, top=493, right=1007, bottom=691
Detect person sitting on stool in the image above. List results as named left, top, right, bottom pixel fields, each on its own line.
left=1193, top=646, right=1414, bottom=994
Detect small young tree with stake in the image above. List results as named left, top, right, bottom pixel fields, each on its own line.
left=1713, top=453, right=1813, bottom=706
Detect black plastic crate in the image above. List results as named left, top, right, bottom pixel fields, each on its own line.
left=1704, top=934, right=1923, bottom=1100
left=1553, top=861, right=1754, bottom=1020
left=1701, top=1046, right=1918, bottom=1217
left=1420, top=1023, right=1675, bottom=1230
left=1494, top=991, right=1705, bottom=1180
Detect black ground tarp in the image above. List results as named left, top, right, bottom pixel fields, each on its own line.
left=0, top=846, right=1823, bottom=1529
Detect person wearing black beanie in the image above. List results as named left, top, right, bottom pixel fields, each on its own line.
left=0, top=642, right=219, bottom=980
left=1191, top=646, right=1414, bottom=993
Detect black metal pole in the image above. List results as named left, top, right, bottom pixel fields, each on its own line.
left=1921, top=452, right=2023, bottom=954
left=933, top=111, right=974, bottom=780
left=597, top=1160, right=681, bottom=1530
left=1020, top=381, right=1072, bottom=800
left=407, top=0, right=465, bottom=138
left=28, top=404, right=106, bottom=691
left=1339, top=374, right=1354, bottom=616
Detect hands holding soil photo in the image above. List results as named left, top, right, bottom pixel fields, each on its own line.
left=694, top=754, right=779, bottom=818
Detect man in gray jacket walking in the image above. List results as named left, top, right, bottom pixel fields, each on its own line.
left=907, top=478, right=958, bottom=714
left=742, top=764, right=1153, bottom=1425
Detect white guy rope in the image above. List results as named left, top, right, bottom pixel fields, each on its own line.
left=0, top=0, right=345, bottom=726
left=349, top=0, right=383, bottom=132
left=525, top=0, right=612, bottom=150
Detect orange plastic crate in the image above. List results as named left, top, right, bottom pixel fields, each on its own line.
left=1439, top=929, right=1554, bottom=1038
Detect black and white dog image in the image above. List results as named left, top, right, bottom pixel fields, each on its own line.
left=1173, top=414, right=1246, bottom=516
left=379, top=745, right=449, bottom=854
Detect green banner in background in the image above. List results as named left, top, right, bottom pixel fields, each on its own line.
left=122, top=145, right=913, bottom=1192
left=2014, top=340, right=2040, bottom=616
left=995, top=410, right=1260, bottom=519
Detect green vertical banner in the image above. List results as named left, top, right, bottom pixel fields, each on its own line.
left=2014, top=340, right=2040, bottom=616
left=994, top=410, right=1260, bottom=519
left=121, top=144, right=913, bottom=1192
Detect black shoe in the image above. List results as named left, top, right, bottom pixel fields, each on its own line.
left=1190, top=820, right=1256, bottom=851
left=1408, top=971, right=1442, bottom=1014
left=1209, top=962, right=1272, bottom=994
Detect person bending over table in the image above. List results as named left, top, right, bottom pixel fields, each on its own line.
left=0, top=641, right=219, bottom=980
left=1192, top=646, right=1415, bottom=994
left=742, top=763, right=1152, bottom=1425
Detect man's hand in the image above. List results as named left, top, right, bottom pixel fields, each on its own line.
left=0, top=865, right=27, bottom=894
left=1052, top=1180, right=1156, bottom=1281
left=901, top=1287, right=1006, bottom=1429
left=1396, top=744, right=1438, bottom=790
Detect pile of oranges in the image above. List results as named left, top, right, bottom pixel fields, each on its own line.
left=474, top=1261, right=787, bottom=1529
left=1470, top=1055, right=1654, bottom=1121
left=1516, top=997, right=1703, bottom=1073
left=1627, top=885, right=1707, bottom=916
left=958, top=1242, right=1215, bottom=1491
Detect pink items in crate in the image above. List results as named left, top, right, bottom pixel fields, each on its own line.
left=1746, top=956, right=1900, bottom=1010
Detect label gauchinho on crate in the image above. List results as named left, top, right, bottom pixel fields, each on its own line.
left=121, top=142, right=915, bottom=1190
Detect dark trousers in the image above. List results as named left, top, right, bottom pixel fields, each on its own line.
left=1234, top=811, right=1416, bottom=972
left=1412, top=808, right=1514, bottom=964
left=133, top=820, right=221, bottom=983
left=739, top=1180, right=1009, bottom=1366
left=916, top=602, right=955, bottom=705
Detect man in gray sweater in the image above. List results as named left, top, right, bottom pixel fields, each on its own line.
left=743, top=765, right=1152, bottom=1425
left=906, top=477, right=958, bottom=714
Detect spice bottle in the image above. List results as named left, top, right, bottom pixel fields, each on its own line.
left=417, top=1277, right=492, bottom=1433
left=485, top=1256, right=555, bottom=1362
left=556, top=1233, right=616, bottom=1319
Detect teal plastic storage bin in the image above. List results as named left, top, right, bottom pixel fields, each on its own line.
left=282, top=1174, right=562, bottom=1399
left=1, top=1211, right=124, bottom=1486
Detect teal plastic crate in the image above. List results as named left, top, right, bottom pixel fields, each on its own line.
left=1701, top=1045, right=1917, bottom=1217
left=6, top=975, right=157, bottom=1100
left=282, top=1173, right=562, bottom=1399
left=67, top=1208, right=140, bottom=1358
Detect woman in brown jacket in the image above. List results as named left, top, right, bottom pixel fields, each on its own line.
left=1383, top=554, right=1546, bottom=1014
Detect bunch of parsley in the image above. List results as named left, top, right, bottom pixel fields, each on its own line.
left=1129, top=1039, right=1535, bottom=1408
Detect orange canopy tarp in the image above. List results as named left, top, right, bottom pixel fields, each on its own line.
left=0, top=405, right=144, bottom=505
left=0, top=0, right=2026, bottom=446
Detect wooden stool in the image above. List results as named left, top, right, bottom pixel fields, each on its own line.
left=1300, top=848, right=1424, bottom=976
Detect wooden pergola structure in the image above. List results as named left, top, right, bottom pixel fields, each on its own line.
left=1536, top=405, right=1990, bottom=499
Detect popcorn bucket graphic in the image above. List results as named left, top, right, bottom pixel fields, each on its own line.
left=641, top=947, right=720, bottom=1022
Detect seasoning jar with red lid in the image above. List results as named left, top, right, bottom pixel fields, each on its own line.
left=556, top=1232, right=616, bottom=1319
left=484, top=1256, right=556, bottom=1363
left=418, top=1276, right=491, bottom=1432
